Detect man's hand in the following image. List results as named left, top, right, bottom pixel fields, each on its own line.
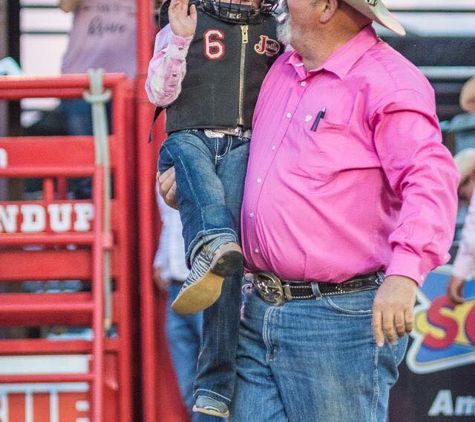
left=153, top=267, right=169, bottom=291
left=447, top=275, right=466, bottom=304
left=372, top=275, right=418, bottom=347
left=169, top=0, right=197, bottom=38
left=157, top=167, right=178, bottom=209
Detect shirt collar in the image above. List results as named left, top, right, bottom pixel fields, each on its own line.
left=286, top=25, right=380, bottom=79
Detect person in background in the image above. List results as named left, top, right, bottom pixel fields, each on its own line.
left=447, top=79, right=475, bottom=304
left=58, top=0, right=137, bottom=135
left=153, top=190, right=220, bottom=422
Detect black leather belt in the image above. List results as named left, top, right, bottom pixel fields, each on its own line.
left=252, top=272, right=383, bottom=306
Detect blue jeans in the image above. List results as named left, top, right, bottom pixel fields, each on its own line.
left=158, top=130, right=250, bottom=265
left=58, top=99, right=112, bottom=197
left=159, top=130, right=249, bottom=406
left=167, top=283, right=222, bottom=422
left=59, top=99, right=112, bottom=136
left=230, top=285, right=408, bottom=422
left=167, top=283, right=203, bottom=413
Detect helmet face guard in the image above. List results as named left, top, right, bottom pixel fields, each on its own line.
left=200, top=0, right=278, bottom=24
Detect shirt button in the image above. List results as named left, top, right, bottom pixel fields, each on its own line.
left=271, top=145, right=276, bottom=151
left=305, top=115, right=313, bottom=122
left=250, top=212, right=255, bottom=217
left=300, top=81, right=306, bottom=86
left=286, top=113, right=292, bottom=118
left=257, top=178, right=262, bottom=183
left=254, top=248, right=260, bottom=253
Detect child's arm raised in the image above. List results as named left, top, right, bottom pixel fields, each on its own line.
left=145, top=0, right=197, bottom=107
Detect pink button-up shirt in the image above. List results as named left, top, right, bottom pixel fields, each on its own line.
left=242, top=26, right=459, bottom=286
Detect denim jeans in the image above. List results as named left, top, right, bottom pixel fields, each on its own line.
left=58, top=99, right=112, bottom=197
left=167, top=283, right=202, bottom=414
left=167, top=283, right=222, bottom=422
left=194, top=268, right=243, bottom=408
left=158, top=130, right=250, bottom=265
left=59, top=99, right=112, bottom=136
left=159, top=130, right=249, bottom=407
left=230, top=285, right=408, bottom=422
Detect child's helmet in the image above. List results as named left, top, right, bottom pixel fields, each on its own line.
left=200, top=0, right=279, bottom=24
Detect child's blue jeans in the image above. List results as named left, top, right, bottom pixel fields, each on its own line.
left=159, top=129, right=250, bottom=266
left=158, top=129, right=250, bottom=407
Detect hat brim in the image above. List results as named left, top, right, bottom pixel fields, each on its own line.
left=460, top=77, right=475, bottom=113
left=343, top=0, right=405, bottom=36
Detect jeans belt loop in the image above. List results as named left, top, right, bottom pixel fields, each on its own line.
left=311, top=282, right=322, bottom=300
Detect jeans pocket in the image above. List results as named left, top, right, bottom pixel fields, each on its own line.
left=325, top=289, right=377, bottom=315
left=390, top=335, right=408, bottom=365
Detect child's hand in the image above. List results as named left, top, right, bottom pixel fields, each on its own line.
left=169, top=0, right=197, bottom=38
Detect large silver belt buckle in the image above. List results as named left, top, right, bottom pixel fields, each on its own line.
left=253, top=272, right=286, bottom=306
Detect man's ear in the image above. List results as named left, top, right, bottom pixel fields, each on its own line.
left=320, top=0, right=339, bottom=23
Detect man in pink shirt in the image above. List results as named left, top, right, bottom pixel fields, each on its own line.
left=230, top=0, right=459, bottom=419
left=160, top=0, right=459, bottom=419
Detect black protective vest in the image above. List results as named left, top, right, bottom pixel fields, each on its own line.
left=164, top=8, right=282, bottom=133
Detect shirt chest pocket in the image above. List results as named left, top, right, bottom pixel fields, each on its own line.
left=292, top=117, right=379, bottom=190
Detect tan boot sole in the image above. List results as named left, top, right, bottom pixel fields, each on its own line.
left=171, top=270, right=225, bottom=315
left=192, top=404, right=230, bottom=419
left=171, top=243, right=243, bottom=315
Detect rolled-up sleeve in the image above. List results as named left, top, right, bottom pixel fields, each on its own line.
left=145, top=25, right=193, bottom=107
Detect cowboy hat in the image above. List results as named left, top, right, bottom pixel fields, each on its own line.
left=343, top=0, right=405, bottom=36
left=454, top=148, right=475, bottom=184
left=460, top=77, right=475, bottom=113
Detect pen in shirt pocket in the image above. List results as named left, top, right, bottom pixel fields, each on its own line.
left=311, top=107, right=326, bottom=132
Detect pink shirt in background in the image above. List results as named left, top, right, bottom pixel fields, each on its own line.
left=62, top=0, right=137, bottom=78
left=242, top=26, right=459, bottom=286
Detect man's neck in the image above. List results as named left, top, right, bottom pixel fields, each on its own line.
left=292, top=24, right=366, bottom=71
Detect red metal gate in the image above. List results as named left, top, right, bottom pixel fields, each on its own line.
left=0, top=74, right=136, bottom=422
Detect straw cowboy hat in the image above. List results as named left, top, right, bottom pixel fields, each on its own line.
left=343, top=0, right=405, bottom=36
left=454, top=148, right=475, bottom=183
left=460, top=77, right=475, bottom=113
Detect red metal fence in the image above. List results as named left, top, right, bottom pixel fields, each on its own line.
left=0, top=74, right=137, bottom=422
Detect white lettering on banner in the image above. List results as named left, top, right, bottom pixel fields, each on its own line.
left=0, top=203, right=94, bottom=234
left=20, top=204, right=46, bottom=233
left=0, top=148, right=7, bottom=168
left=429, top=390, right=475, bottom=416
left=0, top=383, right=90, bottom=422
left=455, top=396, right=475, bottom=416
left=0, top=205, right=18, bottom=232
left=74, top=204, right=94, bottom=232
left=49, top=204, right=73, bottom=233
